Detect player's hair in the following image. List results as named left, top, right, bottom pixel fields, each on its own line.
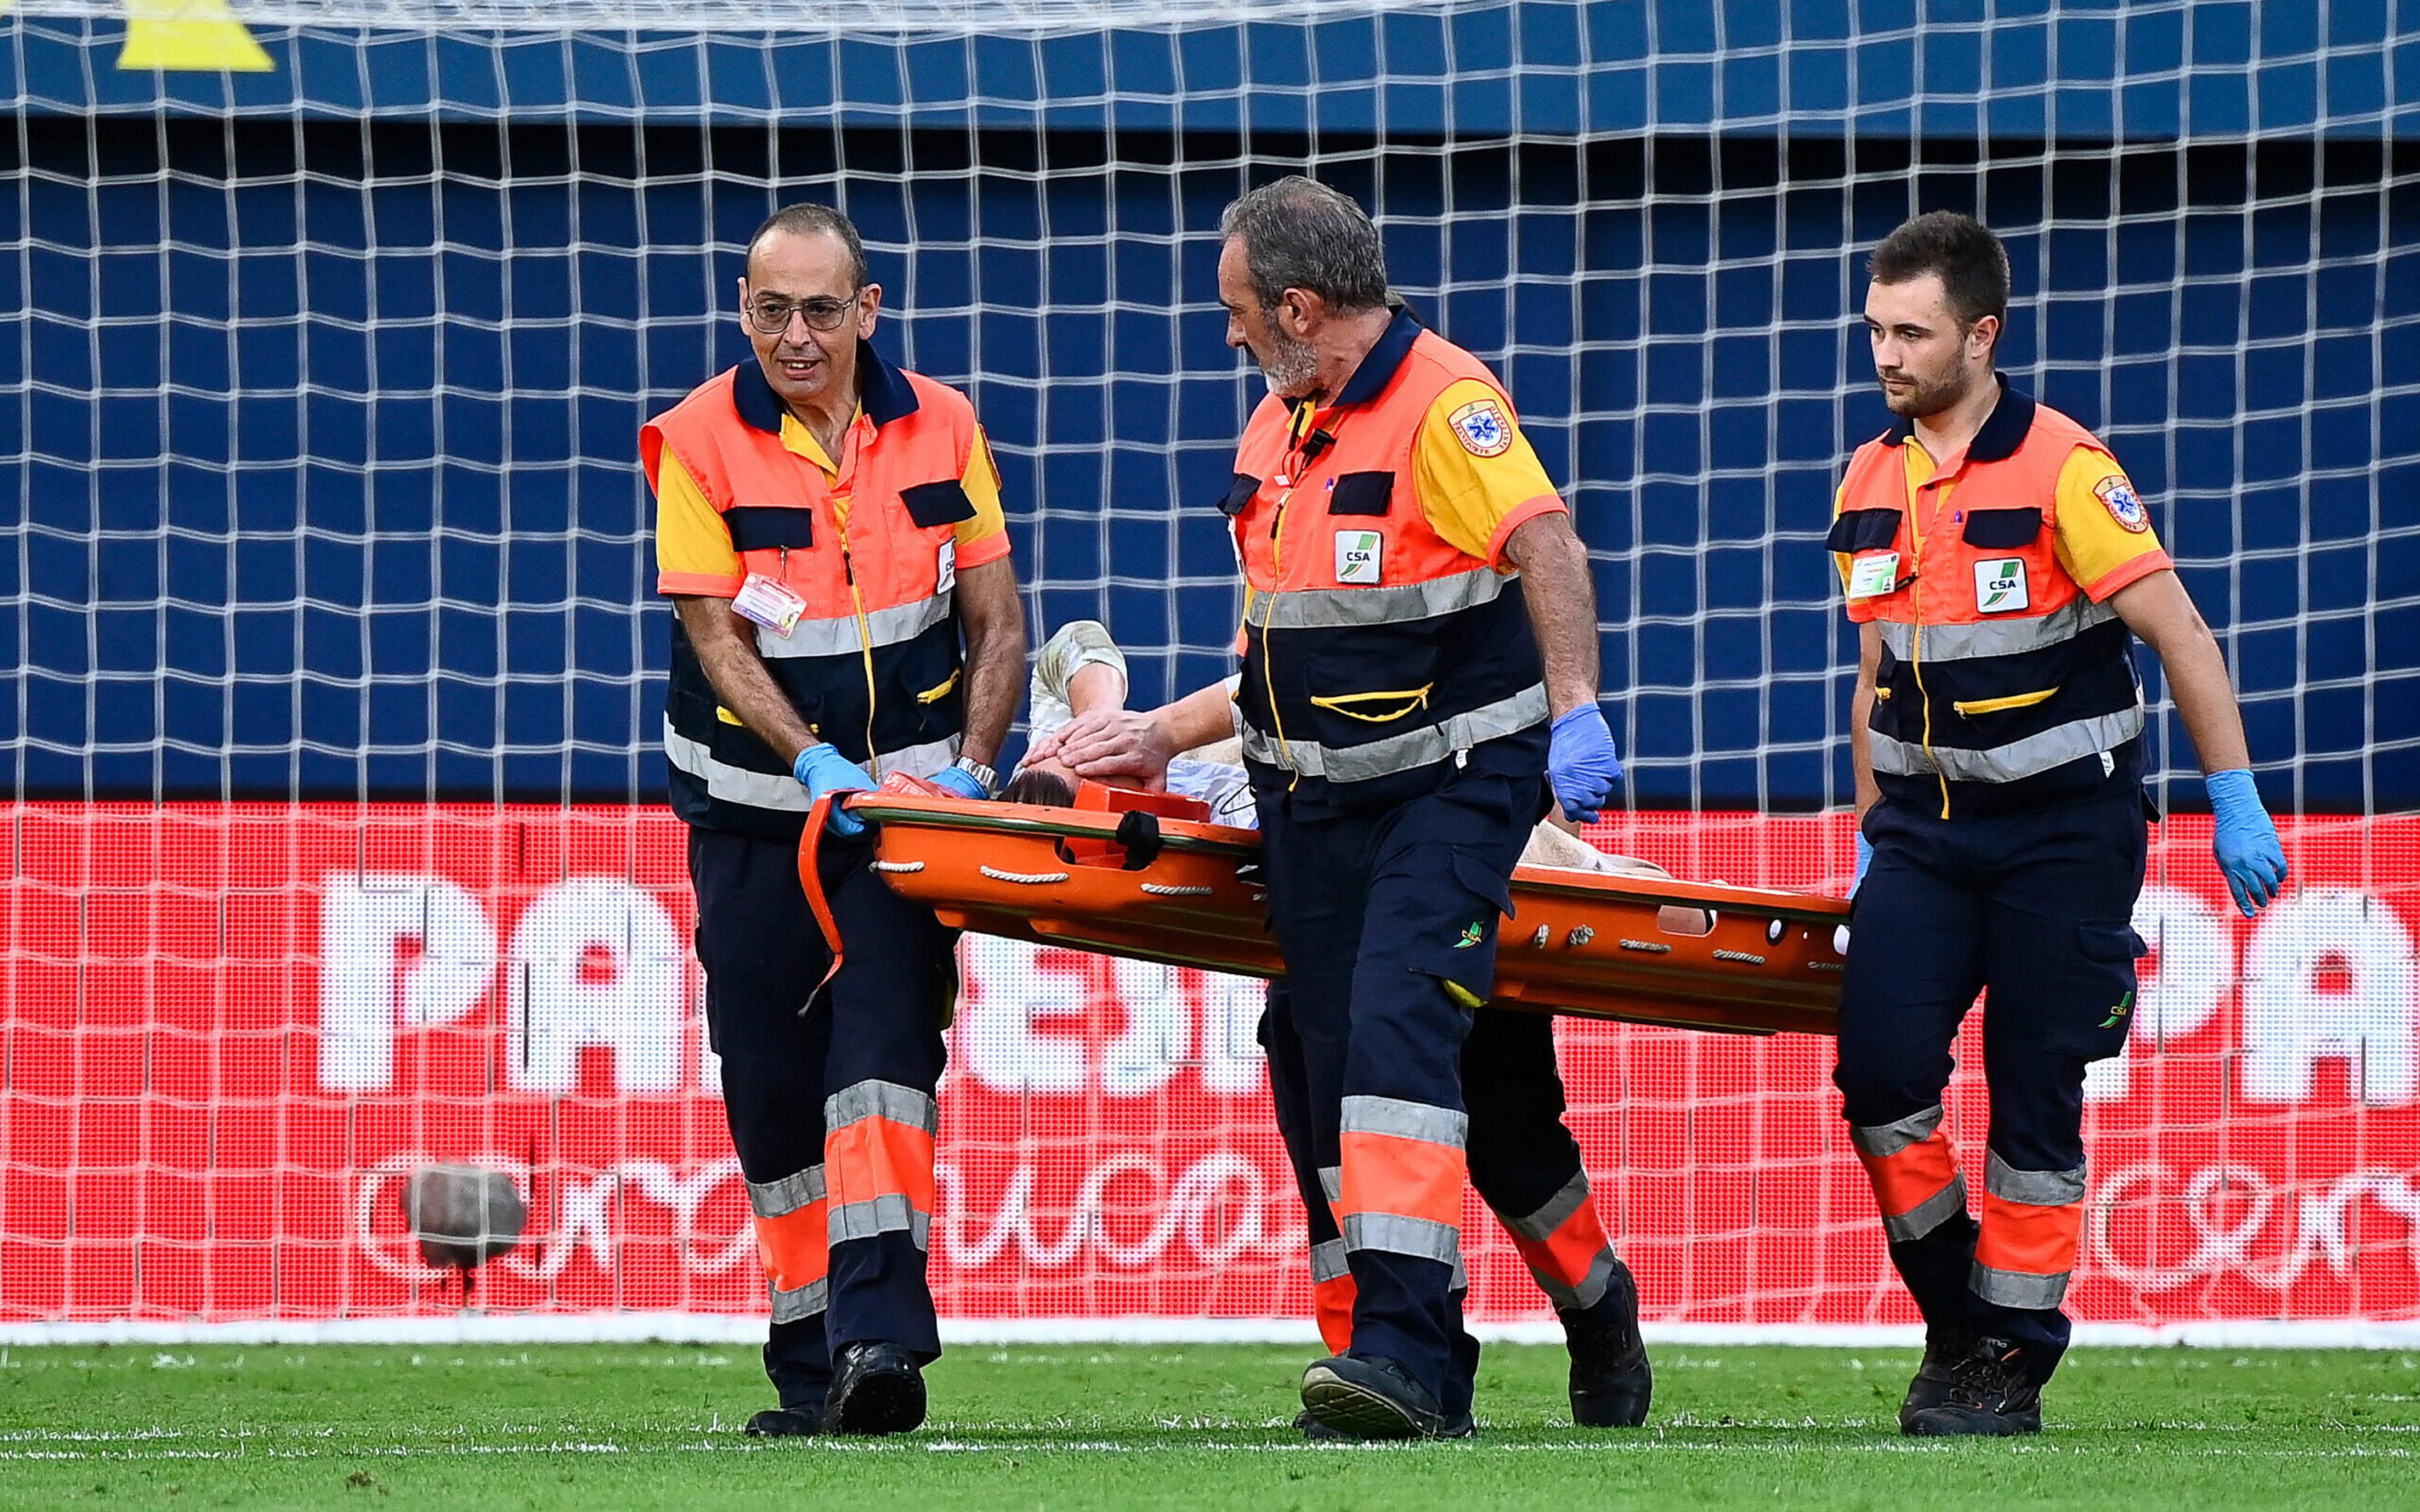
left=1219, top=175, right=1391, bottom=314
left=746, top=202, right=870, bottom=290
left=1003, top=767, right=1078, bottom=807
left=1869, top=210, right=2010, bottom=350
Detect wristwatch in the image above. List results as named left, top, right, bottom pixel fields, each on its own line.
left=952, top=755, right=1000, bottom=798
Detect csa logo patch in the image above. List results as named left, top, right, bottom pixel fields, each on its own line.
left=2095, top=476, right=2150, bottom=533
left=1973, top=557, right=2029, bottom=614
left=1447, top=398, right=1514, bottom=458
left=1335, top=528, right=1383, bottom=585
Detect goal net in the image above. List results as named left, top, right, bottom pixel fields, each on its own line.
left=4, top=0, right=2416, bottom=1344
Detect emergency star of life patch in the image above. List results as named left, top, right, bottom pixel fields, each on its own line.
left=1335, top=529, right=1383, bottom=584
left=1447, top=398, right=1514, bottom=457
left=2096, top=474, right=2151, bottom=533
left=1974, top=557, right=2029, bottom=614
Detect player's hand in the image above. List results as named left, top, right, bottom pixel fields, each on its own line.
left=930, top=765, right=991, bottom=803
left=793, top=742, right=875, bottom=838
left=1547, top=704, right=1621, bottom=823
left=2206, top=769, right=2288, bottom=917
left=1051, top=708, right=1177, bottom=786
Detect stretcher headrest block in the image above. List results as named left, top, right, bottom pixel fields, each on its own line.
left=1073, top=778, right=1210, bottom=824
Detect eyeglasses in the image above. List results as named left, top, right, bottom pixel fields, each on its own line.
left=746, top=290, right=862, bottom=335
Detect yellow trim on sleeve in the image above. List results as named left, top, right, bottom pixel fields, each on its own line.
left=1412, top=378, right=1564, bottom=564
left=2051, top=448, right=2167, bottom=593
left=954, top=426, right=1011, bottom=553
left=652, top=447, right=742, bottom=589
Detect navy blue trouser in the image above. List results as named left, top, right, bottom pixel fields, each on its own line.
left=1834, top=786, right=2147, bottom=1378
left=1258, top=765, right=1546, bottom=1407
left=689, top=825, right=953, bottom=1411
left=1263, top=985, right=1621, bottom=1419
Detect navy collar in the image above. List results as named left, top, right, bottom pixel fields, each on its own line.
left=1882, top=374, right=2034, bottom=462
left=732, top=338, right=921, bottom=435
left=1330, top=304, right=1426, bottom=410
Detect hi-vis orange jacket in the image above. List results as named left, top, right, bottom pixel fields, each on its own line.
left=1829, top=383, right=2148, bottom=819
left=643, top=349, right=979, bottom=838
left=1224, top=309, right=1549, bottom=811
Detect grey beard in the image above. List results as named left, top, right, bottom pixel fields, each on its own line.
left=1260, top=335, right=1318, bottom=399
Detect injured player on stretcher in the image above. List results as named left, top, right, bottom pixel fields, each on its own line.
left=1010, top=621, right=1661, bottom=879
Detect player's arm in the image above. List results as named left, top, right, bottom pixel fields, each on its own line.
left=1850, top=621, right=1882, bottom=820
left=654, top=445, right=822, bottom=765
left=1045, top=680, right=1237, bottom=785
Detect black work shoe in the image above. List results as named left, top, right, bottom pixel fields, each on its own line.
left=1904, top=1336, right=2043, bottom=1437
left=743, top=1403, right=822, bottom=1437
left=1564, top=1259, right=1652, bottom=1428
left=1300, top=1353, right=1475, bottom=1440
left=824, top=1341, right=928, bottom=1436
left=1292, top=1407, right=1347, bottom=1440
left=1899, top=1326, right=1979, bottom=1433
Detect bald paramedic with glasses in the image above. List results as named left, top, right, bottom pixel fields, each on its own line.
left=644, top=202, right=1026, bottom=1439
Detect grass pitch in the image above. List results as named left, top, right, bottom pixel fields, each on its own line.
left=1, top=1343, right=2412, bottom=1509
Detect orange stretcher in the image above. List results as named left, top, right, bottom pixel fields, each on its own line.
left=815, top=777, right=1847, bottom=1037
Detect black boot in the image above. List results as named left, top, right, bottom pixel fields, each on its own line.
left=1300, top=1353, right=1475, bottom=1440
left=824, top=1341, right=928, bottom=1436
left=1898, top=1326, right=1978, bottom=1434
left=1904, top=1336, right=2043, bottom=1436
left=742, top=1402, right=822, bottom=1438
left=1291, top=1408, right=1347, bottom=1440
left=1563, top=1259, right=1652, bottom=1428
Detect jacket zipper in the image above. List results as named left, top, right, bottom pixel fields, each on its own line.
left=836, top=522, right=878, bottom=767
left=1906, top=479, right=1950, bottom=820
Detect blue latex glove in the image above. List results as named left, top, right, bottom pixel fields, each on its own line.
left=793, top=742, right=875, bottom=838
left=1852, top=832, right=1874, bottom=896
left=1547, top=704, right=1622, bottom=823
left=2206, top=768, right=2288, bottom=918
left=930, top=764, right=991, bottom=803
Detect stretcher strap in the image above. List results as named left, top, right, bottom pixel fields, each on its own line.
left=797, top=792, right=847, bottom=1018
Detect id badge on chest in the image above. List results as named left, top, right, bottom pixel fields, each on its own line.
left=732, top=572, right=807, bottom=636
left=1846, top=551, right=1901, bottom=601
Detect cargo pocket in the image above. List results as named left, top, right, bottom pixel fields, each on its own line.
left=2050, top=922, right=2150, bottom=1062
left=1305, top=645, right=1441, bottom=745
left=899, top=480, right=977, bottom=529
left=1408, top=849, right=1518, bottom=1014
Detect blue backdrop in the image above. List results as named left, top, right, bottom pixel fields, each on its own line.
left=7, top=2, right=2414, bottom=811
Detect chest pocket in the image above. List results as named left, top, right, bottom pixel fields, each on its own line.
left=1961, top=507, right=2044, bottom=549
left=1824, top=508, right=1901, bottom=554
left=1326, top=471, right=1395, bottom=517
left=899, top=479, right=977, bottom=529
left=723, top=506, right=815, bottom=553
left=1216, top=472, right=1260, bottom=517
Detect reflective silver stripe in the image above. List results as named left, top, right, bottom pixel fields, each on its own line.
left=1501, top=1169, right=1589, bottom=1242
left=1340, top=1095, right=1469, bottom=1148
left=825, top=1079, right=940, bottom=1136
left=747, top=1164, right=827, bottom=1218
left=829, top=1195, right=932, bottom=1249
left=1318, top=1166, right=1342, bottom=1205
left=1985, top=1150, right=2086, bottom=1207
left=1869, top=704, right=2145, bottom=784
left=755, top=592, right=953, bottom=660
left=1310, top=1238, right=1349, bottom=1284
left=664, top=719, right=815, bottom=812
left=1450, top=1254, right=1470, bottom=1295
left=662, top=719, right=960, bottom=810
left=769, top=1276, right=828, bottom=1323
left=1241, top=684, right=1549, bottom=783
left=1970, top=1261, right=2070, bottom=1310
left=870, top=733, right=962, bottom=782
left=1342, top=1211, right=1461, bottom=1266
left=1253, top=567, right=1514, bottom=631
left=1849, top=1104, right=1945, bottom=1160
left=1883, top=1173, right=1969, bottom=1243
left=1874, top=596, right=2118, bottom=664
left=1530, top=1246, right=1617, bottom=1313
